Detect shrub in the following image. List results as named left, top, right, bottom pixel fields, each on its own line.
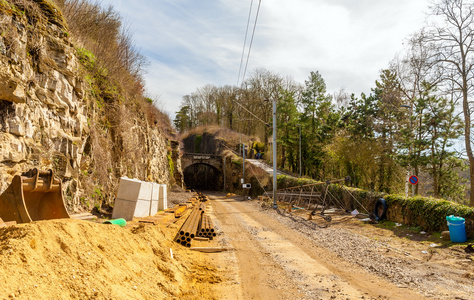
left=276, top=175, right=474, bottom=232
left=385, top=194, right=474, bottom=231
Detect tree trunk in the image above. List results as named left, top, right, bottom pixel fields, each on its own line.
left=280, top=146, right=286, bottom=169
left=469, top=157, right=474, bottom=207
left=432, top=145, right=439, bottom=198
left=463, top=82, right=474, bottom=207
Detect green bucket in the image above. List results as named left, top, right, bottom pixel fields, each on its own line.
left=103, top=218, right=127, bottom=227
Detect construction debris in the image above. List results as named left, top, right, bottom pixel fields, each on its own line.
left=103, top=218, right=127, bottom=227
left=190, top=247, right=229, bottom=253
left=263, top=176, right=372, bottom=221
left=174, top=205, right=187, bottom=218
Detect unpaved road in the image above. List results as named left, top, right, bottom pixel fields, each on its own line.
left=205, top=194, right=474, bottom=300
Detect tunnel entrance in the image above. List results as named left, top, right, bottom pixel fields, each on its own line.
left=183, top=163, right=222, bottom=191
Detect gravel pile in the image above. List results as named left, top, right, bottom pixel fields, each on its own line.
left=167, top=191, right=192, bottom=207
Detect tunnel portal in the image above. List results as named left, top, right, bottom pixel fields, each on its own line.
left=183, top=163, right=222, bottom=191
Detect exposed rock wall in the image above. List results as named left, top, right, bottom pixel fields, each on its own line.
left=0, top=1, right=181, bottom=213
left=170, top=140, right=184, bottom=187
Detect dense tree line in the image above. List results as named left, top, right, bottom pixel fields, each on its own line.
left=175, top=0, right=474, bottom=206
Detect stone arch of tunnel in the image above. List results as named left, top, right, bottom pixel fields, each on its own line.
left=183, top=163, right=223, bottom=191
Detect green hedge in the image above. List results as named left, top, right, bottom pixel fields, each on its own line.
left=275, top=175, right=474, bottom=234
left=384, top=194, right=474, bottom=231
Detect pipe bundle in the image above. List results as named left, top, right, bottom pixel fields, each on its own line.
left=175, top=202, right=215, bottom=247
left=198, top=214, right=216, bottom=238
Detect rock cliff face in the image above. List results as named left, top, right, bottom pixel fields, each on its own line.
left=0, top=1, right=182, bottom=212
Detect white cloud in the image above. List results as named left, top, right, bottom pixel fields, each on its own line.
left=98, top=0, right=431, bottom=116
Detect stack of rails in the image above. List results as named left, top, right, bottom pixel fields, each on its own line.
left=175, top=203, right=206, bottom=247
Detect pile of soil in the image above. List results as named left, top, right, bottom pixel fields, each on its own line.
left=0, top=218, right=220, bottom=299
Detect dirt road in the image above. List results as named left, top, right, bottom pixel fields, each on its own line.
left=0, top=192, right=471, bottom=299
left=206, top=194, right=474, bottom=300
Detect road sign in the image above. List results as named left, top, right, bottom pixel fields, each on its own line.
left=409, top=175, right=418, bottom=185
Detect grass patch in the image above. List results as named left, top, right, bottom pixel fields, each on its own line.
left=376, top=220, right=396, bottom=230
left=76, top=47, right=96, bottom=70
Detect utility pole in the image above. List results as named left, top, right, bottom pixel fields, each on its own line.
left=242, top=142, right=246, bottom=200
left=239, top=130, right=242, bottom=157
left=223, top=157, right=226, bottom=193
left=297, top=124, right=302, bottom=177
left=272, top=98, right=278, bottom=209
left=401, top=104, right=414, bottom=197
left=410, top=105, right=415, bottom=197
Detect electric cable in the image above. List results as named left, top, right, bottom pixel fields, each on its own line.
left=247, top=161, right=269, bottom=196
left=237, top=0, right=254, bottom=87
left=234, top=100, right=269, bottom=126
left=241, top=0, right=262, bottom=85
left=234, top=0, right=267, bottom=127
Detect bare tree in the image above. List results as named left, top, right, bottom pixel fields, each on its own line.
left=424, top=0, right=474, bottom=206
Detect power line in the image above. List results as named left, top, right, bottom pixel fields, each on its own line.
left=241, top=0, right=262, bottom=85
left=234, top=0, right=267, bottom=127
left=237, top=0, right=254, bottom=87
left=235, top=98, right=269, bottom=126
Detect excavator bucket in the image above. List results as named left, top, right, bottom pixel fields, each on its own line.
left=0, top=168, right=70, bottom=223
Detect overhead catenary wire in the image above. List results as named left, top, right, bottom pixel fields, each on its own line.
left=234, top=0, right=268, bottom=127
left=237, top=0, right=254, bottom=87
left=234, top=100, right=269, bottom=126
left=247, top=162, right=269, bottom=196
left=241, top=0, right=262, bottom=85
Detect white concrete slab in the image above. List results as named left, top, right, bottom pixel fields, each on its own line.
left=112, top=178, right=167, bottom=219
left=151, top=183, right=159, bottom=201
left=137, top=181, right=152, bottom=201
left=112, top=198, right=137, bottom=221
left=149, top=183, right=159, bottom=216
left=116, top=177, right=142, bottom=200
left=134, top=199, right=152, bottom=218
left=158, top=184, right=167, bottom=211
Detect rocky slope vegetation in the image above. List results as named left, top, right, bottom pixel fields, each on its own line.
left=0, top=0, right=182, bottom=213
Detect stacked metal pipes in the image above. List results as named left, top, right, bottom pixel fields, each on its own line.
left=196, top=192, right=208, bottom=202
left=175, top=203, right=207, bottom=247
left=198, top=214, right=216, bottom=238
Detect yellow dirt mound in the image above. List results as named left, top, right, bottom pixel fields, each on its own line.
left=0, top=219, right=219, bottom=299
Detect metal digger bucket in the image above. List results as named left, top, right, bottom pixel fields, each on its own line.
left=0, top=168, right=70, bottom=223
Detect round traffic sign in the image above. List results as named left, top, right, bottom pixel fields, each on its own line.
left=409, top=175, right=418, bottom=185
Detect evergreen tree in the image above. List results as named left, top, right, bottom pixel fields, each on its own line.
left=276, top=89, right=299, bottom=171
left=300, top=71, right=339, bottom=179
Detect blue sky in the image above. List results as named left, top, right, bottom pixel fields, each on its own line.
left=99, top=0, right=430, bottom=118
